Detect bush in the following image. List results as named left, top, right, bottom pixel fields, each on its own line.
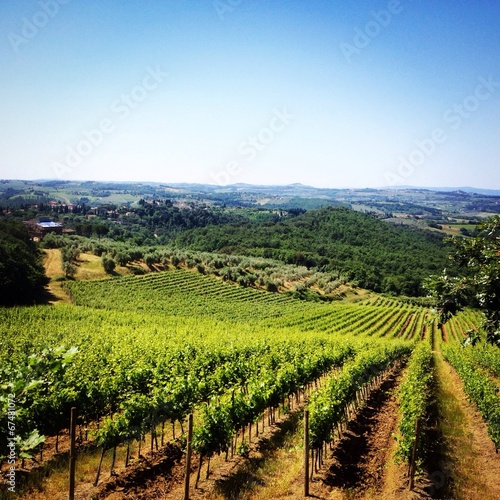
left=129, top=265, right=145, bottom=275
left=115, top=251, right=131, bottom=267
left=102, top=256, right=116, bottom=274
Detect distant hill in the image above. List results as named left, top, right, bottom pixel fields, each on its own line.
left=175, top=206, right=451, bottom=296
left=383, top=185, right=500, bottom=196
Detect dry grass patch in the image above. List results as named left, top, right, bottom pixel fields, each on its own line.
left=434, top=352, right=500, bottom=500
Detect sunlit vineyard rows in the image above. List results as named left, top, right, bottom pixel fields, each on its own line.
left=2, top=268, right=497, bottom=498
left=59, top=269, right=438, bottom=341
left=0, top=270, right=469, bottom=422
left=0, top=271, right=424, bottom=449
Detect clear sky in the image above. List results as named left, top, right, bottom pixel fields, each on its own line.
left=1, top=0, right=499, bottom=188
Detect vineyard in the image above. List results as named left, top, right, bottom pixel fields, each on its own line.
left=1, top=268, right=500, bottom=499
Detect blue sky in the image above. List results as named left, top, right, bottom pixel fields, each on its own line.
left=1, top=0, right=499, bottom=188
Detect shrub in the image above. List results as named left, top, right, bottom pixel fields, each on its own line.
left=102, top=256, right=116, bottom=274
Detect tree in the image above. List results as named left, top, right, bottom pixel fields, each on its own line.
left=0, top=219, right=48, bottom=305
left=102, top=256, right=116, bottom=274
left=93, top=224, right=109, bottom=239
left=62, top=260, right=77, bottom=279
left=144, top=253, right=158, bottom=268
left=61, top=245, right=80, bottom=278
left=426, top=215, right=500, bottom=346
left=115, top=251, right=131, bottom=267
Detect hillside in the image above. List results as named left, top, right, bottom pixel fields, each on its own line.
left=175, top=206, right=451, bottom=296
left=2, top=267, right=499, bottom=500
left=0, top=219, right=48, bottom=305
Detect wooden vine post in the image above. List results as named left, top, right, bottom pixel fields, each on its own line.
left=184, top=413, right=194, bottom=500
left=409, top=418, right=421, bottom=491
left=68, top=407, right=77, bottom=500
left=304, top=409, right=309, bottom=497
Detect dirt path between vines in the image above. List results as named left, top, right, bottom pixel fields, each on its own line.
left=43, top=248, right=71, bottom=303
left=99, top=394, right=309, bottom=499
left=434, top=352, right=500, bottom=500
left=207, top=364, right=424, bottom=500
left=308, top=364, right=409, bottom=499
left=234, top=363, right=422, bottom=500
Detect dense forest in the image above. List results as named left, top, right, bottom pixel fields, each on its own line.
left=175, top=206, right=451, bottom=295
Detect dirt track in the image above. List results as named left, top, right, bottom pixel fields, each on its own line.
left=309, top=365, right=403, bottom=499
left=44, top=248, right=63, bottom=278
left=42, top=249, right=71, bottom=303
left=435, top=353, right=500, bottom=500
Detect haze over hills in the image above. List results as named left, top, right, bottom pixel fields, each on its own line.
left=21, top=179, right=500, bottom=196
left=2, top=179, right=500, bottom=217
left=383, top=185, right=500, bottom=196
left=26, top=179, right=500, bottom=191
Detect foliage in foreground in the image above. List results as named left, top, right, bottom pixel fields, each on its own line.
left=395, top=341, right=433, bottom=465
left=0, top=219, right=48, bottom=305
left=443, top=346, right=500, bottom=451
left=0, top=346, right=78, bottom=461
left=427, top=215, right=500, bottom=346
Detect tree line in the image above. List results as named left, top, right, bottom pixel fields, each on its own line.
left=175, top=206, right=453, bottom=296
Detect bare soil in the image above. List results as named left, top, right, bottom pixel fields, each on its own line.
left=94, top=442, right=184, bottom=500
left=99, top=393, right=308, bottom=499
left=436, top=355, right=500, bottom=500
left=315, top=364, right=411, bottom=499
